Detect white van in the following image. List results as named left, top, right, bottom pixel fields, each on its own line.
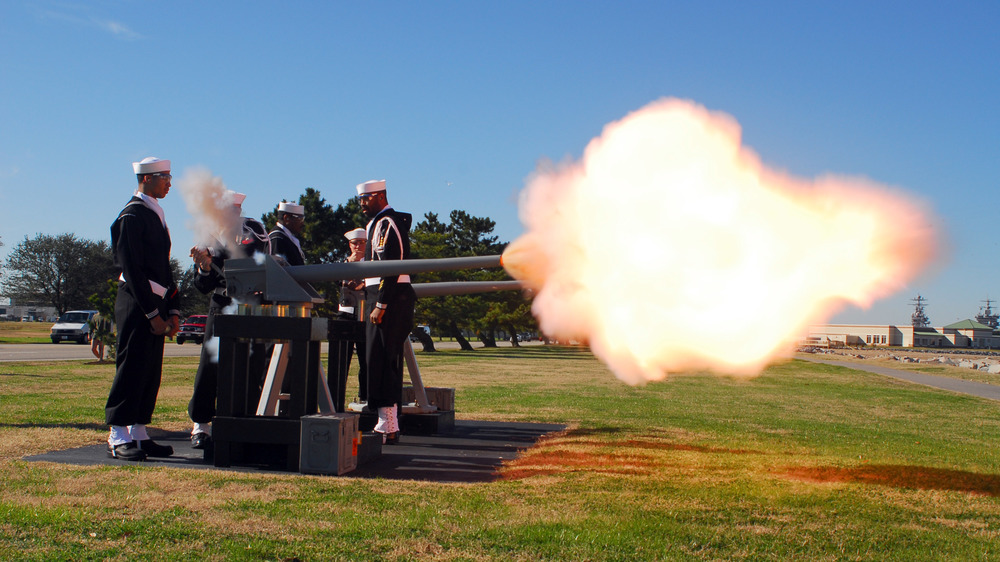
left=50, top=310, right=98, bottom=344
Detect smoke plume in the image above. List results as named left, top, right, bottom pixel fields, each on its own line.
left=176, top=167, right=248, bottom=258
left=503, top=98, right=938, bottom=384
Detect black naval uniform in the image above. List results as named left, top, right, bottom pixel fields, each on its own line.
left=269, top=223, right=305, bottom=266
left=106, top=195, right=179, bottom=427
left=364, top=207, right=416, bottom=411
left=188, top=218, right=271, bottom=424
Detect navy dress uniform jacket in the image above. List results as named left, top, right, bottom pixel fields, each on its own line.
left=269, top=225, right=305, bottom=266
left=364, top=207, right=416, bottom=410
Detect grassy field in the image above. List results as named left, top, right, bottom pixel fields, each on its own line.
left=1, top=345, right=999, bottom=560
left=0, top=321, right=52, bottom=344
left=7, top=318, right=1000, bottom=384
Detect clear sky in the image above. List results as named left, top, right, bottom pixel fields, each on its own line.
left=0, top=1, right=996, bottom=326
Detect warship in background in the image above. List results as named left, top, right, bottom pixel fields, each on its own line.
left=911, top=295, right=930, bottom=328
left=975, top=298, right=999, bottom=329
left=911, top=295, right=1000, bottom=329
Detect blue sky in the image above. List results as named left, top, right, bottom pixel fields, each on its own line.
left=0, top=1, right=997, bottom=326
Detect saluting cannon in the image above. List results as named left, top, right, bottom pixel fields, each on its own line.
left=210, top=253, right=520, bottom=473
left=223, top=253, right=518, bottom=303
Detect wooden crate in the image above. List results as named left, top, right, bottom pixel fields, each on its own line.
left=403, top=386, right=455, bottom=411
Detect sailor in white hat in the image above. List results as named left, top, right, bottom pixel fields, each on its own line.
left=345, top=227, right=368, bottom=241
left=269, top=201, right=307, bottom=266
left=344, top=227, right=368, bottom=266
left=337, top=227, right=370, bottom=408
left=355, top=179, right=415, bottom=444
left=129, top=157, right=172, bottom=226
left=226, top=191, right=270, bottom=255
left=105, top=157, right=180, bottom=461
left=186, top=191, right=270, bottom=450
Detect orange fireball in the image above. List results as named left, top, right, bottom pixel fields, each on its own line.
left=503, top=98, right=938, bottom=384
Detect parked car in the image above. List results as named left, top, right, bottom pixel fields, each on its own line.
left=176, top=315, right=209, bottom=345
left=50, top=310, right=98, bottom=344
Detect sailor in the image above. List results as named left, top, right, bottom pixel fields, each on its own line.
left=269, top=201, right=306, bottom=266
left=357, top=179, right=415, bottom=444
left=105, top=156, right=181, bottom=461
left=339, top=227, right=369, bottom=404
left=187, top=191, right=270, bottom=450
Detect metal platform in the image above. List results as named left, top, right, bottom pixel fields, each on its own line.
left=23, top=420, right=565, bottom=483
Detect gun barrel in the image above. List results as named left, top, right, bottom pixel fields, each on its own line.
left=287, top=255, right=503, bottom=283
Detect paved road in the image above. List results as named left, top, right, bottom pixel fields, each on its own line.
left=803, top=357, right=1000, bottom=402
left=0, top=341, right=205, bottom=362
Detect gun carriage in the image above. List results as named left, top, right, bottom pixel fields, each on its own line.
left=211, top=253, right=518, bottom=473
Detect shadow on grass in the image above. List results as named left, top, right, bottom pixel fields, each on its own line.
left=1, top=422, right=107, bottom=431
left=780, top=464, right=1000, bottom=497
left=0, top=359, right=108, bottom=375
left=564, top=427, right=628, bottom=437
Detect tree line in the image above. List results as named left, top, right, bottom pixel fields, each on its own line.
left=0, top=190, right=536, bottom=350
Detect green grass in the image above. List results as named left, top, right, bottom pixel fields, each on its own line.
left=0, top=321, right=53, bottom=344
left=1, top=346, right=999, bottom=560
left=0, top=336, right=50, bottom=344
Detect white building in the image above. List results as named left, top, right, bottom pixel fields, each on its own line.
left=806, top=319, right=999, bottom=349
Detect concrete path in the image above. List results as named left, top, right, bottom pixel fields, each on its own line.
left=803, top=357, right=1000, bottom=402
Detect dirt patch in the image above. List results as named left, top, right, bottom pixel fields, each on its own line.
left=502, top=449, right=655, bottom=479
left=619, top=438, right=762, bottom=455
left=778, top=464, right=1000, bottom=497
left=501, top=430, right=765, bottom=480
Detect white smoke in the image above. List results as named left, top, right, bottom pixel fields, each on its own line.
left=203, top=336, right=220, bottom=364
left=203, top=301, right=243, bottom=364
left=176, top=167, right=248, bottom=258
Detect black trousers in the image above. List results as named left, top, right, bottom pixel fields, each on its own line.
left=187, top=306, right=221, bottom=424
left=105, top=285, right=164, bottom=427
left=349, top=337, right=368, bottom=401
left=188, top=306, right=267, bottom=424
left=365, top=285, right=415, bottom=410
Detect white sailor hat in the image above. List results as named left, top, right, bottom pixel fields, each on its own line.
left=356, top=179, right=386, bottom=196
left=344, top=228, right=367, bottom=241
left=226, top=190, right=247, bottom=206
left=278, top=201, right=305, bottom=215
left=132, top=157, right=170, bottom=175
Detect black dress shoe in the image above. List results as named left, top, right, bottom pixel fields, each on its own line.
left=383, top=432, right=400, bottom=445
left=107, top=441, right=147, bottom=461
left=190, top=432, right=212, bottom=450
left=137, top=439, right=173, bottom=457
